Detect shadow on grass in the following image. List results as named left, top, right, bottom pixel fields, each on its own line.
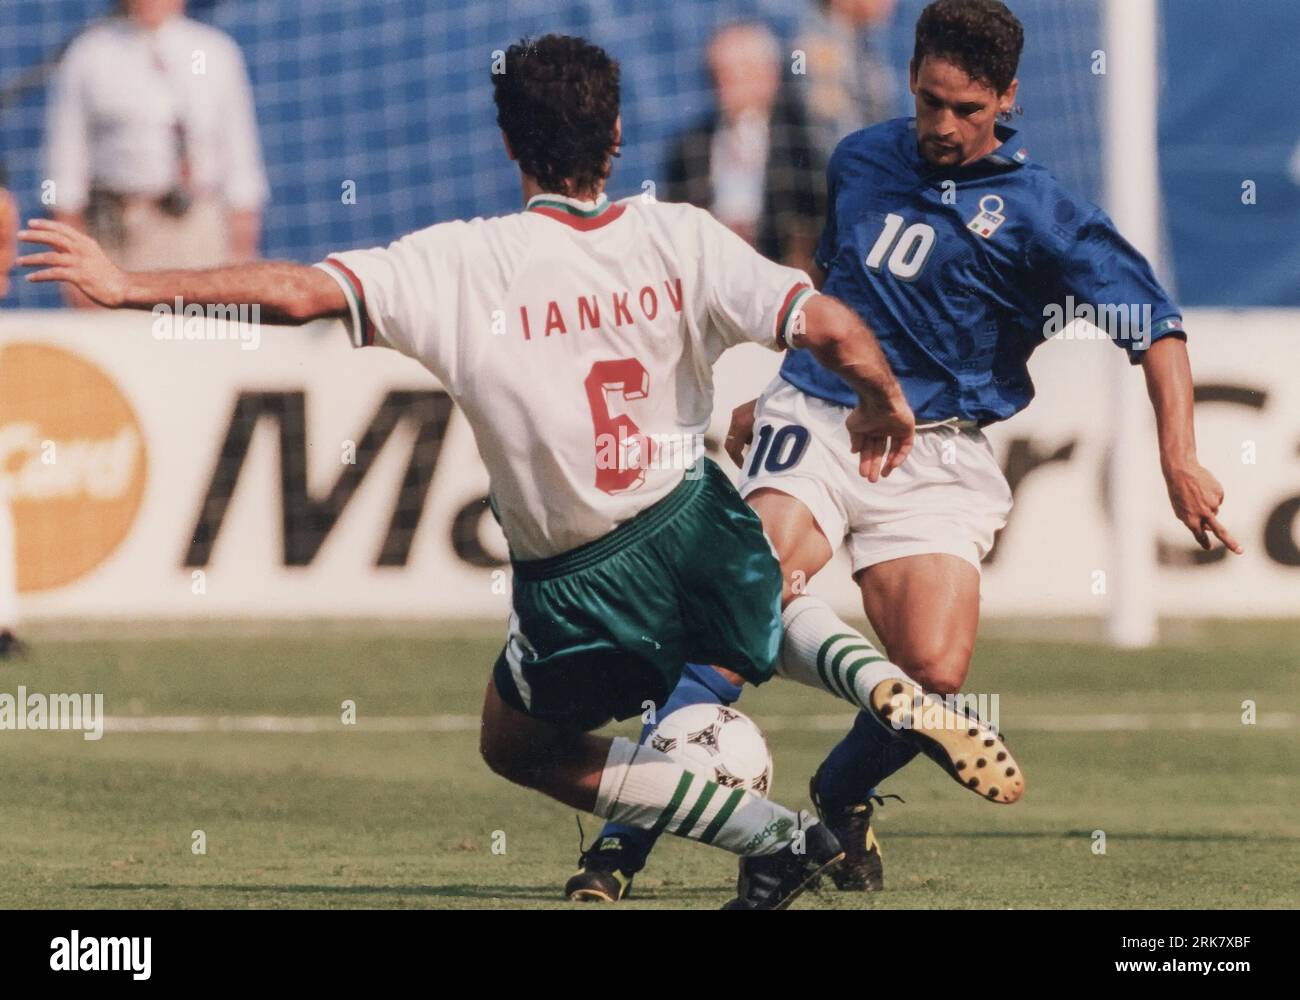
left=73, top=882, right=726, bottom=901
left=890, top=829, right=1300, bottom=843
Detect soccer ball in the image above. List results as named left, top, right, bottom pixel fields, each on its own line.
left=646, top=703, right=773, bottom=797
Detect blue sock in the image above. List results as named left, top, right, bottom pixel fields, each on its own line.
left=813, top=710, right=919, bottom=812
left=595, top=663, right=743, bottom=873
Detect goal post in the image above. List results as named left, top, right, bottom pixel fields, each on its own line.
left=1102, top=0, right=1161, bottom=648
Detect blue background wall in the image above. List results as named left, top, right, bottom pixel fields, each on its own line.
left=0, top=0, right=1294, bottom=308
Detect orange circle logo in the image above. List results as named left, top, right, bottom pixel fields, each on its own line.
left=0, top=343, right=147, bottom=591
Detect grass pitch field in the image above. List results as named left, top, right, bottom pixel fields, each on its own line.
left=1, top=619, right=1296, bottom=909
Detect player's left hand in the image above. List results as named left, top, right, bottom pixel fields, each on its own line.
left=17, top=219, right=129, bottom=307
left=0, top=188, right=17, bottom=297
left=724, top=399, right=758, bottom=468
left=847, top=395, right=915, bottom=483
left=1164, top=461, right=1242, bottom=553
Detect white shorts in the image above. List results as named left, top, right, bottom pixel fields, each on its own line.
left=738, top=377, right=1013, bottom=574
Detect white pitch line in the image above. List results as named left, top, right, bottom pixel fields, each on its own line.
left=742, top=713, right=1296, bottom=732
left=102, top=715, right=477, bottom=734
left=99, top=712, right=1296, bottom=735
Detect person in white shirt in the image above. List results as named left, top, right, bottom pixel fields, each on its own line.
left=666, top=22, right=826, bottom=274
left=45, top=0, right=268, bottom=305
left=19, top=33, right=1006, bottom=909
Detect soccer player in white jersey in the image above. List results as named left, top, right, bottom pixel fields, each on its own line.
left=21, top=33, right=1017, bottom=909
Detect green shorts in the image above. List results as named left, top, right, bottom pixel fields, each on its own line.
left=492, top=459, right=783, bottom=731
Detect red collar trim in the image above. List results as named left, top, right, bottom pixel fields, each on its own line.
left=527, top=202, right=626, bottom=231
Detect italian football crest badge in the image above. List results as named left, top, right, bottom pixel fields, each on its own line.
left=968, top=194, right=1007, bottom=238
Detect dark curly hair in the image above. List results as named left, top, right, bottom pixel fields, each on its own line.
left=913, top=0, right=1024, bottom=94
left=491, top=34, right=621, bottom=198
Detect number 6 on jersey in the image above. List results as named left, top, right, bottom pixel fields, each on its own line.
left=585, top=358, right=657, bottom=495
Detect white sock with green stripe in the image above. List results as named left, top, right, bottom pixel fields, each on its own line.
left=777, top=596, right=910, bottom=714
left=594, top=737, right=802, bottom=856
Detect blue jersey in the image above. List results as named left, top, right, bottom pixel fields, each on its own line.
left=780, top=118, right=1185, bottom=423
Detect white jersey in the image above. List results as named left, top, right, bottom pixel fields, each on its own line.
left=316, top=192, right=815, bottom=560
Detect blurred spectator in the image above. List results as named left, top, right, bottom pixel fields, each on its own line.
left=793, top=0, right=897, bottom=163
left=46, top=0, right=268, bottom=305
left=665, top=22, right=825, bottom=272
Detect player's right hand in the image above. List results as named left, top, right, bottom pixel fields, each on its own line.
left=17, top=219, right=128, bottom=308
left=847, top=394, right=915, bottom=483
left=1164, top=460, right=1243, bottom=554
left=724, top=398, right=758, bottom=468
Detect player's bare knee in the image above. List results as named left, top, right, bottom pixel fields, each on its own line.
left=481, top=740, right=541, bottom=788
left=897, top=647, right=971, bottom=696
left=482, top=728, right=558, bottom=793
left=479, top=725, right=529, bottom=784
left=921, top=671, right=965, bottom=697
left=478, top=729, right=509, bottom=778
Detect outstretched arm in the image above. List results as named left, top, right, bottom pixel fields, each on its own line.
left=0, top=188, right=17, bottom=297
left=1141, top=336, right=1241, bottom=553
left=19, top=219, right=345, bottom=324
left=793, top=293, right=915, bottom=481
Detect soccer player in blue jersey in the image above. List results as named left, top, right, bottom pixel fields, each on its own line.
left=565, top=0, right=1241, bottom=902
